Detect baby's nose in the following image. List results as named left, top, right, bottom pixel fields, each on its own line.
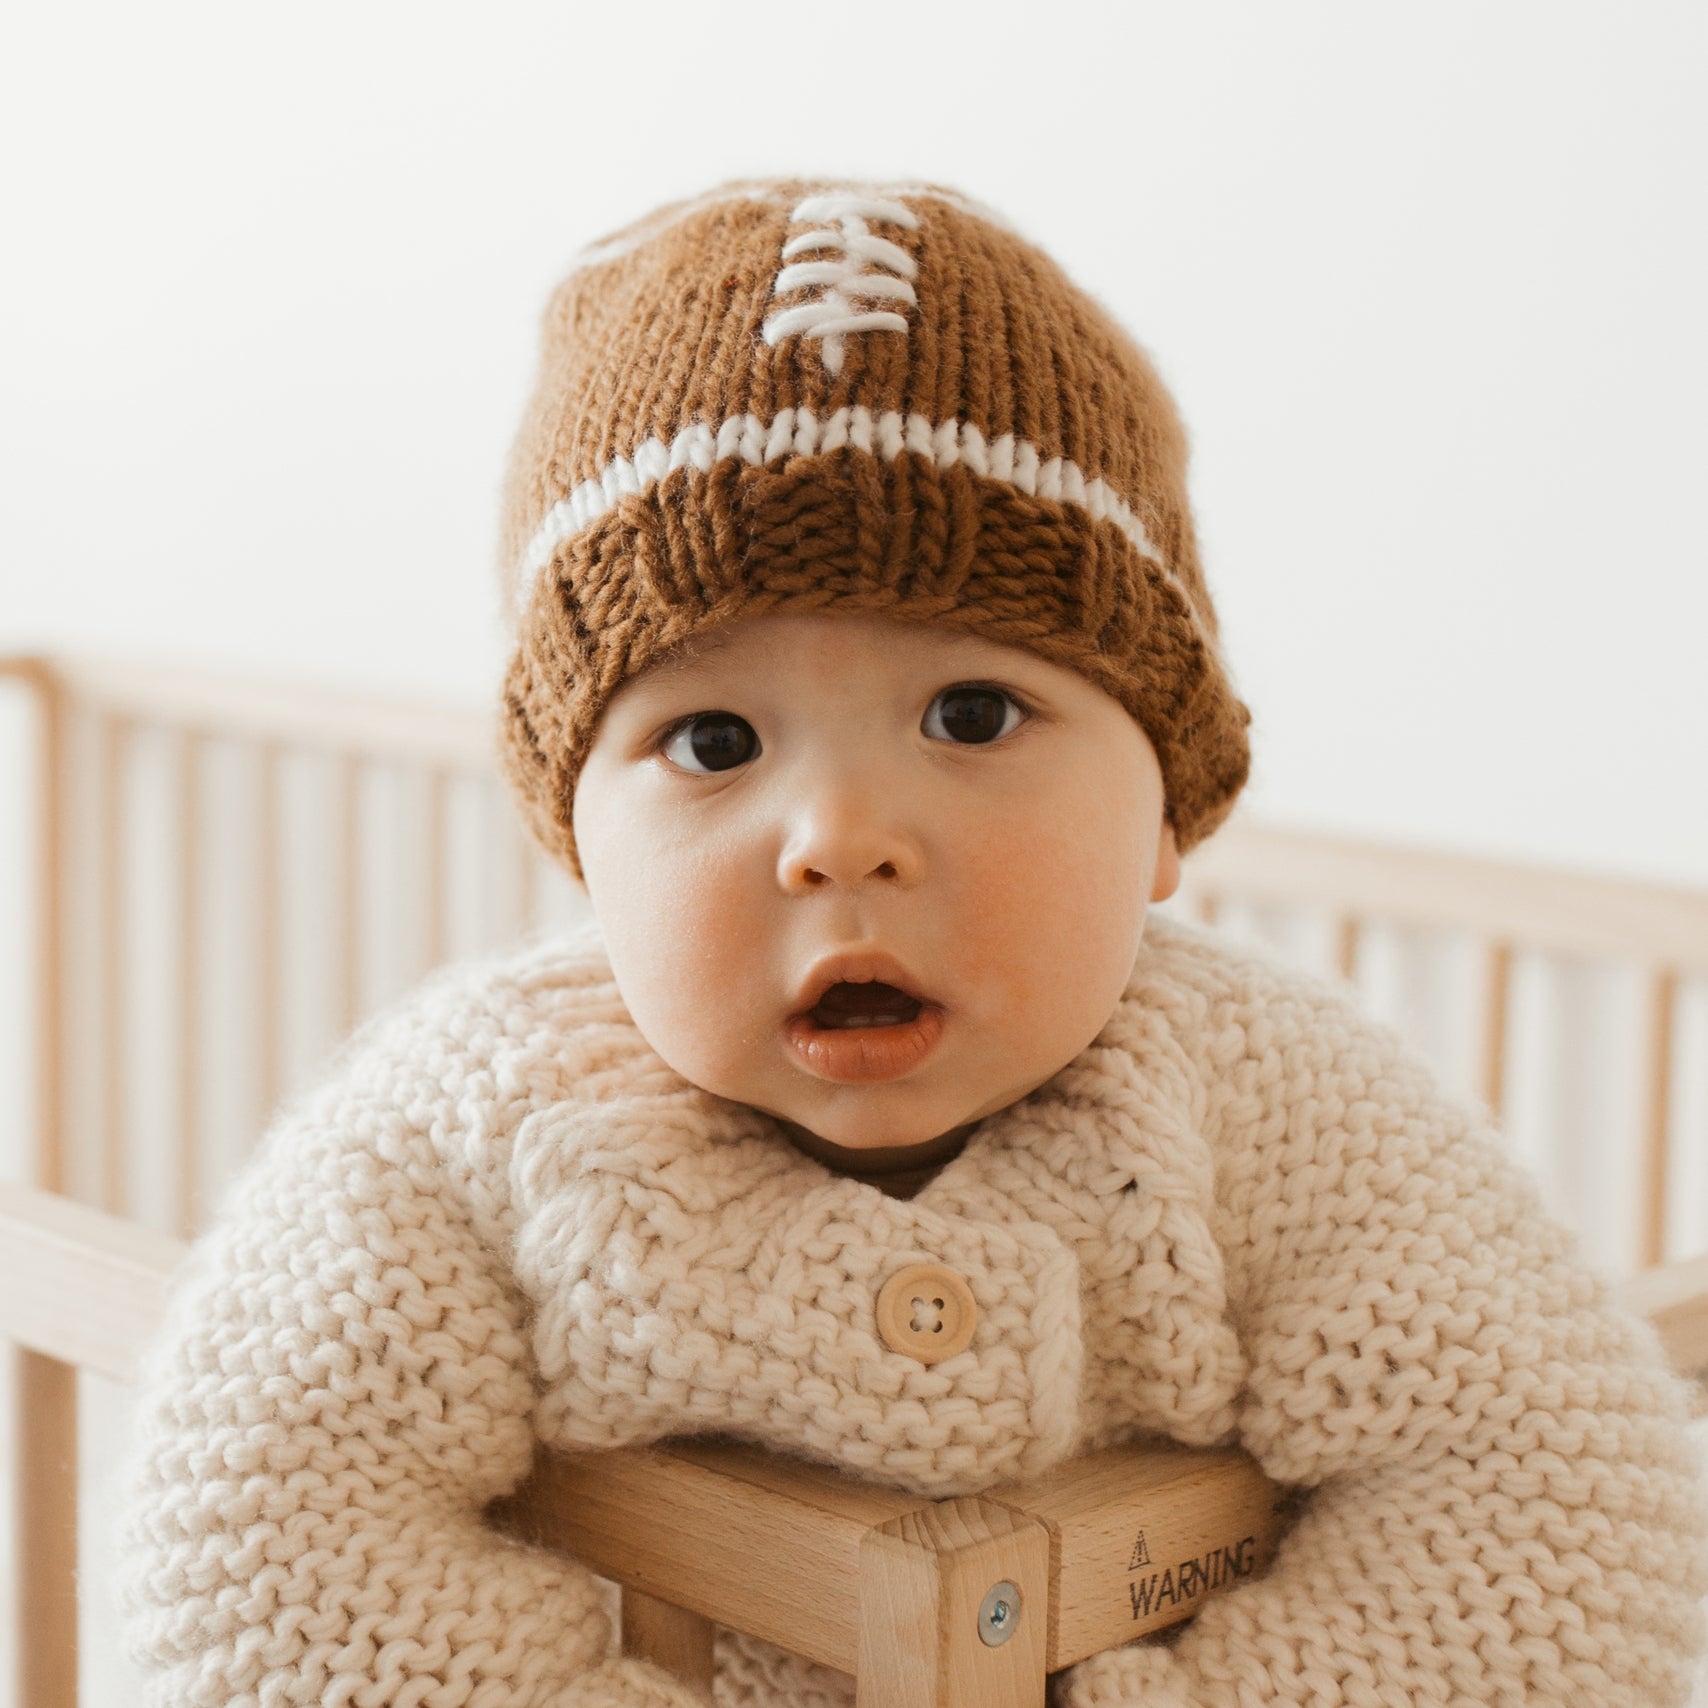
left=793, top=855, right=902, bottom=888
left=778, top=802, right=924, bottom=892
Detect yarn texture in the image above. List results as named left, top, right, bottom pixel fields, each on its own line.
left=113, top=912, right=1708, bottom=1705
left=497, top=178, right=1253, bottom=879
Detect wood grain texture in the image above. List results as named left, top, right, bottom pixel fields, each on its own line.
left=856, top=1498, right=1049, bottom=1708
left=16, top=1348, right=79, bottom=1708
left=489, top=1440, right=897, bottom=1674
left=490, top=1434, right=1285, bottom=1693
left=663, top=1436, right=927, bottom=1526
left=981, top=1439, right=1288, bottom=1667
left=621, top=1588, right=716, bottom=1694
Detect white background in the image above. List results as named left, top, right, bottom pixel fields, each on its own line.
left=2, top=0, right=1704, bottom=886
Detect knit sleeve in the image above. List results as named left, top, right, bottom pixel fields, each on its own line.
left=111, top=1069, right=707, bottom=1708
left=1061, top=973, right=1708, bottom=1708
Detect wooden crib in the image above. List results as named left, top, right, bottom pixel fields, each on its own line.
left=2, top=651, right=1706, bottom=1707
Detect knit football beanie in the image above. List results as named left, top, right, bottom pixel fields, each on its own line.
left=497, top=176, right=1252, bottom=879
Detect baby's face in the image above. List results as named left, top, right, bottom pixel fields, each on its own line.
left=573, top=612, right=1178, bottom=1155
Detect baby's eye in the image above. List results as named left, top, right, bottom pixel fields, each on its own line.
left=660, top=711, right=759, bottom=774
left=922, top=684, right=1027, bottom=746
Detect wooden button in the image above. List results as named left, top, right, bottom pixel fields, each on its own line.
left=875, top=1263, right=978, bottom=1364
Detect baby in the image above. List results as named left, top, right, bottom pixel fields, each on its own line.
left=116, top=178, right=1707, bottom=1707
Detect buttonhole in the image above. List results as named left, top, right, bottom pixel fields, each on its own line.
left=910, top=1294, right=946, bottom=1334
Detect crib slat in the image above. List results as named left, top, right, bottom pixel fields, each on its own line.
left=15, top=1350, right=79, bottom=1708
left=517, top=817, right=540, bottom=938
left=175, top=729, right=203, bottom=1239
left=33, top=666, right=68, bottom=1198
left=423, top=766, right=448, bottom=970
left=335, top=753, right=361, bottom=1035
left=1334, top=916, right=1361, bottom=983
left=99, top=712, right=127, bottom=1218
left=255, top=741, right=283, bottom=1129
left=1479, top=941, right=1513, bottom=1122
left=1640, top=968, right=1678, bottom=1270
left=488, top=780, right=537, bottom=947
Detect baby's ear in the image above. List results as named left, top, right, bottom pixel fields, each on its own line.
left=1150, top=814, right=1182, bottom=904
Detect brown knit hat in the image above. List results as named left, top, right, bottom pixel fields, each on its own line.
left=498, top=177, right=1251, bottom=879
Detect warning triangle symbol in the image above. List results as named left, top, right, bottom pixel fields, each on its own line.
left=1128, top=1530, right=1151, bottom=1570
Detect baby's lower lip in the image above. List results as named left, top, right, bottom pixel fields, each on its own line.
left=784, top=1005, right=946, bottom=1083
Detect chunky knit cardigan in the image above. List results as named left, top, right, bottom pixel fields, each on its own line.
left=113, top=911, right=1708, bottom=1707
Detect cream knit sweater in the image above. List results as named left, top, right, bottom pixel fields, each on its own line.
left=113, top=912, right=1708, bottom=1706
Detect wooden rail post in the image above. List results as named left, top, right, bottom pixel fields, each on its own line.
left=621, top=1590, right=717, bottom=1695
left=7, top=660, right=80, bottom=1708
left=856, top=1498, right=1050, bottom=1708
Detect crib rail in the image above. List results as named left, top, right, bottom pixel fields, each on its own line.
left=1180, top=821, right=1708, bottom=968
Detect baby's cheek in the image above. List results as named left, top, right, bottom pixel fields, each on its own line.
left=965, top=816, right=1126, bottom=944
left=961, top=819, right=1144, bottom=1033
left=662, top=874, right=783, bottom=1079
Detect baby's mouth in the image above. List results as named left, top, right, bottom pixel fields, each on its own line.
left=805, top=981, right=926, bottom=1030
left=785, top=973, right=945, bottom=1082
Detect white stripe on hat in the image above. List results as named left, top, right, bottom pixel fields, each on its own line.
left=519, top=407, right=1167, bottom=585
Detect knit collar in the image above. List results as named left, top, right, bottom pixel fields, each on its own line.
left=770, top=1116, right=979, bottom=1197
left=498, top=912, right=1246, bottom=1489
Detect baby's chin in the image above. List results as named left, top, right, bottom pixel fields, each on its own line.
left=754, top=1068, right=1045, bottom=1156
left=772, top=1109, right=980, bottom=1154
left=729, top=1055, right=1077, bottom=1153
left=652, top=1043, right=963, bottom=1147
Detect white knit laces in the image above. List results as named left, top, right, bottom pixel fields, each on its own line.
left=760, top=193, right=921, bottom=378
left=561, top=180, right=1013, bottom=279
left=518, top=406, right=1168, bottom=587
